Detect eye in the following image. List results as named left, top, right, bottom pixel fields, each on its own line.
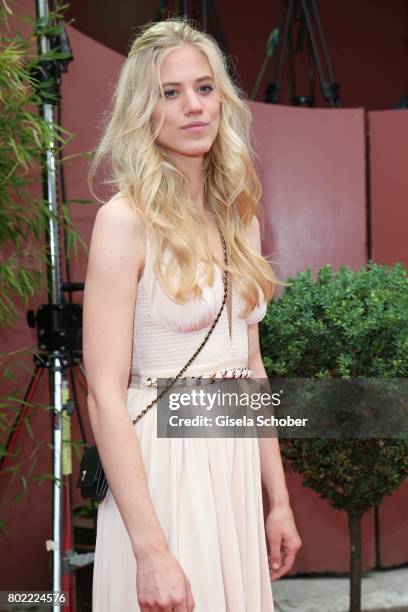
left=163, top=89, right=177, bottom=98
left=162, top=84, right=214, bottom=99
left=199, top=84, right=214, bottom=93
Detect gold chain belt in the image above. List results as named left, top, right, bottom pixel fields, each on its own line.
left=129, top=366, right=252, bottom=389
left=129, top=366, right=252, bottom=425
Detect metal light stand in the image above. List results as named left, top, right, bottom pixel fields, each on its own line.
left=0, top=2, right=94, bottom=610
left=265, top=0, right=340, bottom=107
left=34, top=3, right=74, bottom=606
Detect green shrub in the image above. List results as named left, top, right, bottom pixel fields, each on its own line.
left=260, top=261, right=408, bottom=612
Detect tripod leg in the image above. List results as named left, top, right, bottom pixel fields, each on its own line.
left=0, top=364, right=45, bottom=473
left=301, top=0, right=340, bottom=106
left=69, top=366, right=88, bottom=445
left=265, top=0, right=295, bottom=103
left=311, top=0, right=336, bottom=82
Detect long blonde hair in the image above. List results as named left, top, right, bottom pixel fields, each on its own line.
left=88, top=17, right=282, bottom=317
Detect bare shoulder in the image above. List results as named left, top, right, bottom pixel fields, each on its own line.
left=83, top=194, right=146, bottom=395
left=98, top=194, right=145, bottom=234
left=92, top=194, right=146, bottom=272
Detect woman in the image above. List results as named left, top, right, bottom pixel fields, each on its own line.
left=83, top=17, right=302, bottom=612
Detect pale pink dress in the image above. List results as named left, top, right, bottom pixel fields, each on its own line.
left=92, top=221, right=275, bottom=611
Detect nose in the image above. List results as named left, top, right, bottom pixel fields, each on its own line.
left=183, top=87, right=204, bottom=113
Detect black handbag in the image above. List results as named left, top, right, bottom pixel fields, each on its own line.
left=77, top=228, right=228, bottom=502
left=78, top=444, right=109, bottom=501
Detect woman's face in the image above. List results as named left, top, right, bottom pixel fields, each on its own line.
left=151, top=44, right=221, bottom=161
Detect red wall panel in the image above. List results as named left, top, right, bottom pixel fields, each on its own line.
left=369, top=109, right=408, bottom=266
left=368, top=108, right=408, bottom=567
left=249, top=101, right=367, bottom=282
left=250, top=100, right=370, bottom=573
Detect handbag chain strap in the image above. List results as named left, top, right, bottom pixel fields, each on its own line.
left=132, top=227, right=229, bottom=425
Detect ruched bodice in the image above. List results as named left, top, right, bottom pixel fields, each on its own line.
left=131, top=227, right=268, bottom=379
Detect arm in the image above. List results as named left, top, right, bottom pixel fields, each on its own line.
left=247, top=216, right=302, bottom=580
left=83, top=196, right=168, bottom=558
left=246, top=215, right=289, bottom=509
left=83, top=195, right=195, bottom=609
left=247, top=324, right=290, bottom=509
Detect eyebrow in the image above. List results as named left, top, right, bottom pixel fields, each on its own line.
left=161, top=76, right=215, bottom=87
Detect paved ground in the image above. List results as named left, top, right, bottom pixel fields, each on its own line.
left=271, top=565, right=408, bottom=612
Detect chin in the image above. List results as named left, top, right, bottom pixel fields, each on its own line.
left=159, top=138, right=215, bottom=158
left=172, top=143, right=213, bottom=157
left=185, top=148, right=212, bottom=157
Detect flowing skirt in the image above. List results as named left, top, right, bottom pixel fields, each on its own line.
left=92, top=384, right=275, bottom=611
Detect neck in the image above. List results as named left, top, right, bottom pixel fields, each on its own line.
left=165, top=150, right=207, bottom=213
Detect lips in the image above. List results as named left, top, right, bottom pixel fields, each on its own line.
left=182, top=122, right=209, bottom=129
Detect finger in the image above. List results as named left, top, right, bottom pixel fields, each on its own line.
left=268, top=537, right=283, bottom=571
left=162, top=605, right=177, bottom=612
left=268, top=551, right=283, bottom=575
left=186, top=583, right=195, bottom=610
left=173, top=599, right=187, bottom=612
left=270, top=549, right=297, bottom=580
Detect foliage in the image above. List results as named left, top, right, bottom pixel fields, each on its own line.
left=262, top=262, right=408, bottom=379
left=0, top=0, right=87, bottom=327
left=260, top=261, right=408, bottom=515
left=74, top=498, right=99, bottom=519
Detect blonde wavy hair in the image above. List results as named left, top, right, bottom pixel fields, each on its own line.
left=88, top=17, right=283, bottom=318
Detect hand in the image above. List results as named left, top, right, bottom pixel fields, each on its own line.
left=265, top=503, right=302, bottom=581
left=136, top=546, right=195, bottom=611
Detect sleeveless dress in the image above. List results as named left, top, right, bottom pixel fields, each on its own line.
left=92, top=221, right=275, bottom=611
